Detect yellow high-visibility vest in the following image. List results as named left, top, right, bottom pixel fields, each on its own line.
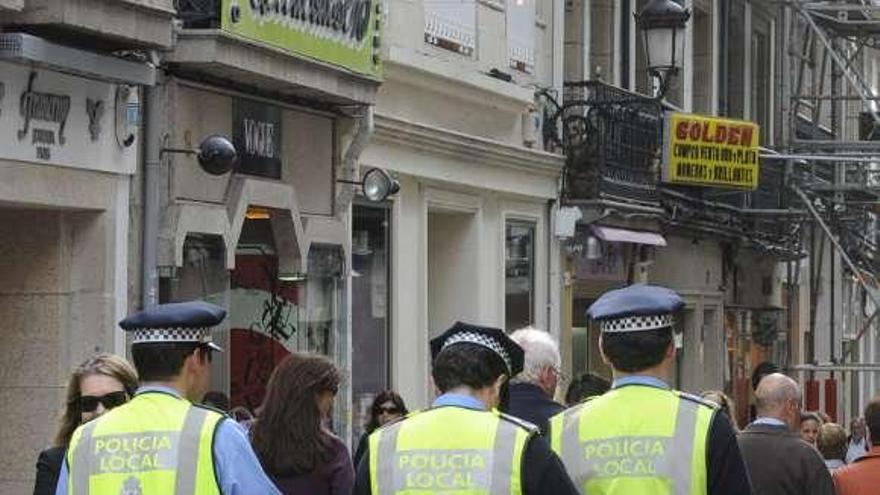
left=549, top=385, right=715, bottom=495
left=368, top=406, right=535, bottom=494
left=65, top=391, right=222, bottom=495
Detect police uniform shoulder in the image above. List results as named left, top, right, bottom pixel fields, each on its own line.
left=377, top=413, right=410, bottom=430
left=677, top=391, right=718, bottom=410
left=192, top=402, right=229, bottom=418
left=498, top=411, right=539, bottom=433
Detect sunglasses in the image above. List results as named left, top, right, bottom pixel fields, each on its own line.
left=78, top=391, right=128, bottom=413
left=377, top=406, right=401, bottom=415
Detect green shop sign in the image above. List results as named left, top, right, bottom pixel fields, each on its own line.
left=222, top=0, right=381, bottom=78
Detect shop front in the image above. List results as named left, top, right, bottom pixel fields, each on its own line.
left=0, top=37, right=152, bottom=491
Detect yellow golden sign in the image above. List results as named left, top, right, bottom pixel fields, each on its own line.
left=663, top=113, right=760, bottom=190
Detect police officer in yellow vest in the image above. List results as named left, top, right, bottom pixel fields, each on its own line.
left=353, top=321, right=580, bottom=495
left=548, top=285, right=753, bottom=495
left=56, top=301, right=281, bottom=495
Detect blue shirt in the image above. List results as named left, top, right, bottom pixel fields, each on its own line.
left=612, top=375, right=670, bottom=390
left=432, top=392, right=487, bottom=410
left=751, top=417, right=787, bottom=427
left=55, top=385, right=280, bottom=495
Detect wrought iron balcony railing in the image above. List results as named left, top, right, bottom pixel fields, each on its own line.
left=550, top=80, right=800, bottom=257
left=176, top=0, right=221, bottom=28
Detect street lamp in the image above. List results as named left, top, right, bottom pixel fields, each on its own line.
left=337, top=167, right=400, bottom=202
left=634, top=0, right=690, bottom=98
left=160, top=135, right=238, bottom=175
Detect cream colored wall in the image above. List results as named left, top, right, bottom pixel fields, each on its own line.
left=390, top=175, right=553, bottom=409
left=0, top=161, right=129, bottom=494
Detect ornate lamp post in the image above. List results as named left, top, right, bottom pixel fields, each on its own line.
left=635, top=0, right=691, bottom=98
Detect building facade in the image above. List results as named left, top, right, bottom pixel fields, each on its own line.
left=352, top=0, right=566, bottom=439
left=0, top=1, right=164, bottom=491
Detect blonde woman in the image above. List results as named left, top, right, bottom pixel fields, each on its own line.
left=33, top=354, right=138, bottom=495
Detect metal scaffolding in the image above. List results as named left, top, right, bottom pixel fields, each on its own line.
left=782, top=1, right=880, bottom=373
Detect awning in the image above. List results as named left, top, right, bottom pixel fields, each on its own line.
left=591, top=225, right=667, bottom=246
left=0, top=33, right=156, bottom=86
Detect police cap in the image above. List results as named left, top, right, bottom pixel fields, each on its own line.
left=119, top=300, right=226, bottom=351
left=430, top=321, right=524, bottom=376
left=587, top=284, right=684, bottom=333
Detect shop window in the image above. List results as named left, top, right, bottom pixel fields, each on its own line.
left=505, top=221, right=535, bottom=331
left=351, top=202, right=392, bottom=448
left=160, top=234, right=230, bottom=394
left=303, top=244, right=348, bottom=440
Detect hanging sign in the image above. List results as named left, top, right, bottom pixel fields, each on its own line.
left=233, top=98, right=282, bottom=179
left=662, top=112, right=760, bottom=190
left=221, top=0, right=381, bottom=78
left=0, top=61, right=138, bottom=174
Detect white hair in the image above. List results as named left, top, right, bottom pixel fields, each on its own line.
left=509, top=327, right=561, bottom=385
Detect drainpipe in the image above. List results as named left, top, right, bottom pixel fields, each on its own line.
left=337, top=106, right=375, bottom=211
left=142, top=51, right=162, bottom=308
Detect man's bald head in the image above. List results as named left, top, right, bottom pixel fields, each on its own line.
left=755, top=373, right=801, bottom=425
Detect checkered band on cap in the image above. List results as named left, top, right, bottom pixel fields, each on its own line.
left=599, top=313, right=675, bottom=333
left=441, top=331, right=512, bottom=373
left=132, top=327, right=213, bottom=345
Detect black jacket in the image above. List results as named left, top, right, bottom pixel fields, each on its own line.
left=506, top=383, right=565, bottom=435
left=33, top=446, right=65, bottom=495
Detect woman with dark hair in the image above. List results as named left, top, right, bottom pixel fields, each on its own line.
left=33, top=353, right=139, bottom=495
left=251, top=353, right=354, bottom=495
left=352, top=390, right=409, bottom=468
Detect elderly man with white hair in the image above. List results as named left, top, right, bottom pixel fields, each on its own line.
left=507, top=327, right=566, bottom=435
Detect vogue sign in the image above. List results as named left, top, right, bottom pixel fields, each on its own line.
left=233, top=98, right=282, bottom=179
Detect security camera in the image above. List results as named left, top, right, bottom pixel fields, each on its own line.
left=197, top=135, right=237, bottom=176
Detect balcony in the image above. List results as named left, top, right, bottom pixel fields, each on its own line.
left=556, top=80, right=800, bottom=257
left=3, top=0, right=175, bottom=49
left=171, top=0, right=381, bottom=106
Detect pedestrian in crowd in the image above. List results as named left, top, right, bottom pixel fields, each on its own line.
left=251, top=353, right=353, bottom=495
left=737, top=373, right=834, bottom=495
left=564, top=372, right=610, bottom=406
left=353, top=321, right=580, bottom=495
left=549, top=284, right=753, bottom=494
left=845, top=417, right=869, bottom=463
left=202, top=390, right=231, bottom=413
left=749, top=361, right=780, bottom=421
left=701, top=390, right=740, bottom=432
left=33, top=354, right=138, bottom=495
left=833, top=397, right=880, bottom=495
left=56, top=300, right=280, bottom=494
left=352, top=390, right=408, bottom=468
left=801, top=411, right=823, bottom=447
left=817, top=422, right=848, bottom=471
left=507, top=327, right=566, bottom=435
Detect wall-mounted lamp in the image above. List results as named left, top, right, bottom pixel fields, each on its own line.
left=161, top=135, right=238, bottom=176
left=338, top=167, right=400, bottom=202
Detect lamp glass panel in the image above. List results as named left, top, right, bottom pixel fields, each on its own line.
left=673, top=25, right=686, bottom=71
left=363, top=169, right=391, bottom=202
left=645, top=27, right=674, bottom=69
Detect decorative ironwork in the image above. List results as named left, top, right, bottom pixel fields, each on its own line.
left=549, top=79, right=800, bottom=257
left=176, top=0, right=221, bottom=28
left=560, top=81, right=664, bottom=206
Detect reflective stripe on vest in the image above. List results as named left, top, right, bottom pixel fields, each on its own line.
left=370, top=407, right=530, bottom=494
left=66, top=392, right=221, bottom=495
left=550, top=387, right=713, bottom=495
